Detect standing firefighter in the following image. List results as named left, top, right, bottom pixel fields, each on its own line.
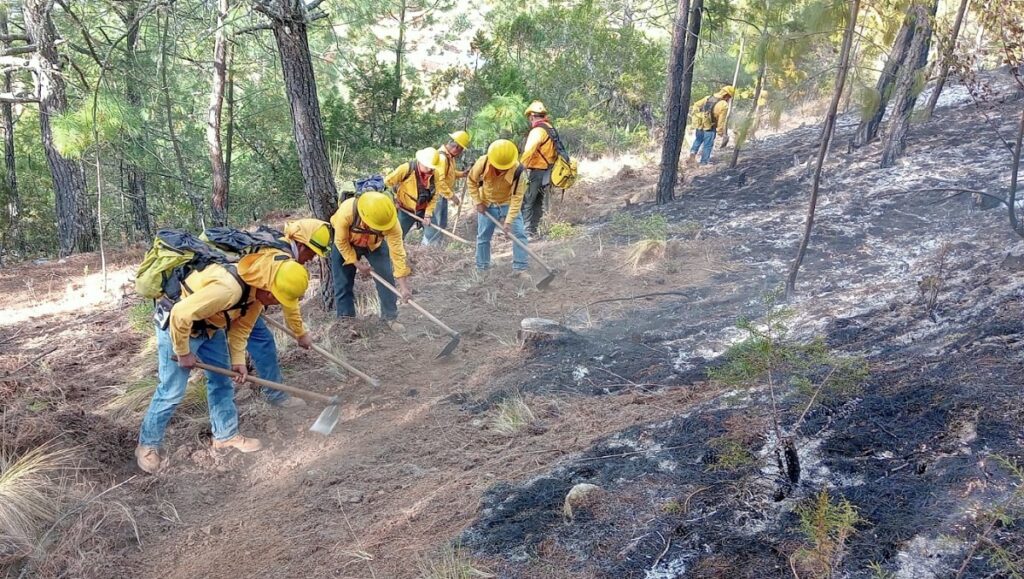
left=469, top=139, right=529, bottom=276
left=386, top=147, right=441, bottom=236
left=520, top=101, right=557, bottom=237
left=329, top=180, right=412, bottom=328
left=423, top=130, right=471, bottom=245
left=688, top=85, right=735, bottom=165
left=135, top=247, right=309, bottom=474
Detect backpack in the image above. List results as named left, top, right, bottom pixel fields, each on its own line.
left=135, top=229, right=251, bottom=329
left=538, top=125, right=579, bottom=189
left=694, top=96, right=721, bottom=130
left=201, top=225, right=292, bottom=259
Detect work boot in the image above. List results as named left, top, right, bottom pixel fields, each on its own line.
left=212, top=435, right=263, bottom=453
left=385, top=319, right=406, bottom=333
left=510, top=270, right=531, bottom=281
left=270, top=396, right=306, bottom=409
left=135, top=445, right=162, bottom=474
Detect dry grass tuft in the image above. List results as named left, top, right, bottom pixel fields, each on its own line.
left=0, top=442, right=77, bottom=566
left=418, top=542, right=494, bottom=579
left=490, top=393, right=535, bottom=435
left=624, top=239, right=667, bottom=273
left=105, top=375, right=208, bottom=420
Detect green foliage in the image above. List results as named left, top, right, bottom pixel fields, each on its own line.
left=545, top=222, right=579, bottom=240
left=793, top=489, right=861, bottom=579
left=470, top=94, right=529, bottom=146
left=610, top=213, right=668, bottom=241
left=127, top=301, right=154, bottom=333
left=52, top=94, right=140, bottom=159
left=662, top=499, right=685, bottom=515
left=706, top=436, right=755, bottom=472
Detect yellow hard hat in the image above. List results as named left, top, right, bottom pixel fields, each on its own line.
left=283, top=218, right=331, bottom=258
left=356, top=191, right=398, bottom=231
left=271, top=260, right=309, bottom=309
left=524, top=100, right=548, bottom=117
left=487, top=139, right=519, bottom=170
left=415, top=147, right=439, bottom=171
left=721, top=85, right=736, bottom=98
left=449, top=130, right=471, bottom=149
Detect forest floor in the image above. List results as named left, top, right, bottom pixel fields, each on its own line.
left=2, top=70, right=1024, bottom=579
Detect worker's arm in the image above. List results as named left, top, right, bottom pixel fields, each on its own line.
left=330, top=208, right=359, bottom=266
left=281, top=303, right=306, bottom=338
left=383, top=224, right=411, bottom=278
left=467, top=157, right=485, bottom=205
left=425, top=178, right=440, bottom=216
left=715, top=101, right=729, bottom=136
left=168, top=279, right=241, bottom=358
left=435, top=154, right=454, bottom=200
left=226, top=303, right=265, bottom=366
left=520, top=127, right=546, bottom=164
left=505, top=166, right=527, bottom=224
left=384, top=163, right=408, bottom=190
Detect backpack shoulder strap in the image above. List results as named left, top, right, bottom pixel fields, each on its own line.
left=513, top=165, right=525, bottom=191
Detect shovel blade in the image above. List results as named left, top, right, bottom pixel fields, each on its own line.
left=536, top=270, right=557, bottom=290
left=310, top=404, right=341, bottom=435
left=436, top=333, right=461, bottom=358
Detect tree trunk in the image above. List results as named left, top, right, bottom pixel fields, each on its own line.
left=725, top=33, right=745, bottom=128
left=208, top=0, right=229, bottom=226
left=257, top=1, right=339, bottom=307
left=730, top=31, right=768, bottom=168
left=225, top=44, right=235, bottom=206
left=655, top=0, right=703, bottom=204
left=123, top=1, right=150, bottom=239
left=880, top=0, right=937, bottom=168
left=392, top=0, right=406, bottom=118
left=160, top=9, right=204, bottom=228
left=853, top=12, right=914, bottom=147
left=24, top=0, right=95, bottom=256
left=1006, top=107, right=1024, bottom=237
left=785, top=0, right=860, bottom=298
left=0, top=5, right=22, bottom=255
left=923, top=0, right=970, bottom=120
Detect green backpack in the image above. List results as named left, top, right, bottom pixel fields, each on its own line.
left=135, top=229, right=232, bottom=300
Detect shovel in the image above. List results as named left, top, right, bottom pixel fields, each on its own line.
left=261, top=316, right=380, bottom=388
left=368, top=270, right=461, bottom=358
left=481, top=211, right=558, bottom=290
left=190, top=360, right=342, bottom=435
left=398, top=207, right=471, bottom=245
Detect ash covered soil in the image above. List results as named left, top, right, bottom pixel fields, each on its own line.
left=0, top=71, right=1022, bottom=579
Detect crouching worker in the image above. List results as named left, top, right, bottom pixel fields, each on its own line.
left=386, top=147, right=440, bottom=236
left=135, top=248, right=309, bottom=474
left=329, top=178, right=413, bottom=329
left=246, top=218, right=331, bottom=408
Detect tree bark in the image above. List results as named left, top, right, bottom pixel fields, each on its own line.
left=853, top=12, right=914, bottom=147
left=923, top=0, right=970, bottom=120
left=24, top=0, right=95, bottom=256
left=1006, top=106, right=1024, bottom=237
left=392, top=0, right=406, bottom=118
left=160, top=9, right=204, bottom=228
left=209, top=0, right=229, bottom=226
left=123, top=1, right=150, bottom=239
left=880, top=0, right=937, bottom=168
left=655, top=0, right=703, bottom=204
left=731, top=31, right=768, bottom=168
left=0, top=5, right=22, bottom=255
left=785, top=0, right=860, bottom=298
left=255, top=1, right=339, bottom=307
left=225, top=43, right=235, bottom=205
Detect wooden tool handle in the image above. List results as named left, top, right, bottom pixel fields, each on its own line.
left=261, top=316, right=380, bottom=388
left=398, top=207, right=470, bottom=244
left=368, top=271, right=459, bottom=338
left=480, top=210, right=555, bottom=272
left=190, top=360, right=337, bottom=405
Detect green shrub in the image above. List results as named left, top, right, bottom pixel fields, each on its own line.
left=610, top=213, right=668, bottom=241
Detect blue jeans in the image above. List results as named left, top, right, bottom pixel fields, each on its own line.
left=330, top=243, right=398, bottom=320
left=395, top=208, right=419, bottom=236
left=476, top=204, right=528, bottom=271
left=246, top=317, right=288, bottom=403
left=422, top=197, right=448, bottom=245
left=689, top=129, right=716, bottom=164
left=139, top=325, right=239, bottom=447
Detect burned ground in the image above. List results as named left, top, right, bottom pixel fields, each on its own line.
left=1, top=72, right=1022, bottom=578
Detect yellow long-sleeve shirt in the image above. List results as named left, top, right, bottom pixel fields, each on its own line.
left=385, top=162, right=438, bottom=216
left=329, top=197, right=411, bottom=278
left=467, top=156, right=526, bottom=224
left=691, top=93, right=731, bottom=135
left=168, top=264, right=262, bottom=366
left=435, top=148, right=460, bottom=201
left=521, top=122, right=557, bottom=170
left=241, top=247, right=307, bottom=339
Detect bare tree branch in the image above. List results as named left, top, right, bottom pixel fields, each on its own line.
left=0, top=92, right=38, bottom=103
